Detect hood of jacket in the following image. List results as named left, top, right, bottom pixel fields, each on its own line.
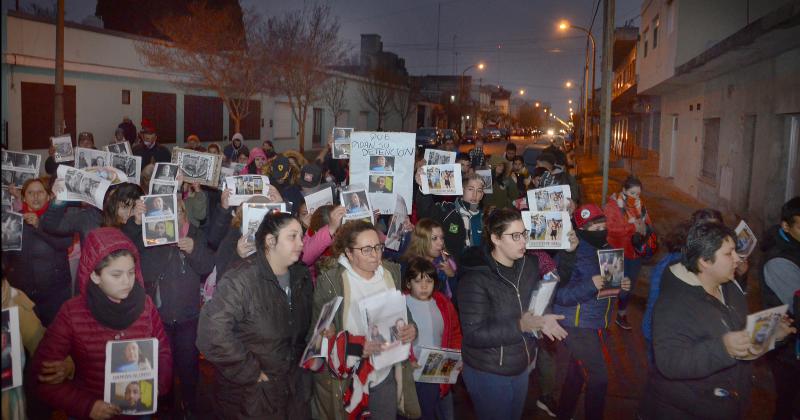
left=668, top=262, right=702, bottom=287
left=77, top=227, right=144, bottom=295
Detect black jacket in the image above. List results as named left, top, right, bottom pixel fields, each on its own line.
left=4, top=223, right=73, bottom=326
left=40, top=202, right=103, bottom=245
left=413, top=190, right=483, bottom=265
left=457, top=246, right=540, bottom=376
left=196, top=254, right=313, bottom=418
left=132, top=143, right=171, bottom=171
left=640, top=263, right=750, bottom=420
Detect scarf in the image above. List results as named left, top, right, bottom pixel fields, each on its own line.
left=456, top=199, right=479, bottom=246
left=86, top=280, right=146, bottom=331
left=22, top=200, right=50, bottom=218
left=614, top=192, right=643, bottom=219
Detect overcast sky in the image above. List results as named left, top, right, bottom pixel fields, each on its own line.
left=14, top=0, right=642, bottom=117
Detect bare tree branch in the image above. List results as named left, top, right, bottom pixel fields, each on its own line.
left=321, top=78, right=347, bottom=126
left=391, top=81, right=418, bottom=131
left=359, top=68, right=398, bottom=131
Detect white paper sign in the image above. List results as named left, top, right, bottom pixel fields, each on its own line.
left=51, top=134, right=74, bottom=163
left=241, top=202, right=287, bottom=243
left=424, top=149, right=456, bottom=165
left=1, top=307, right=23, bottom=391
left=349, top=132, right=415, bottom=214
left=1, top=150, right=41, bottom=188
left=413, top=346, right=462, bottom=384
left=475, top=169, right=492, bottom=194
left=104, top=338, right=158, bottom=415
left=522, top=210, right=572, bottom=249
left=527, top=185, right=572, bottom=212
left=385, top=195, right=409, bottom=251
left=303, top=186, right=335, bottom=217
left=141, top=194, right=179, bottom=247
left=359, top=289, right=410, bottom=370
left=332, top=127, right=353, bottom=159
left=420, top=164, right=463, bottom=195
left=225, top=175, right=271, bottom=207
left=1, top=211, right=24, bottom=251
left=741, top=304, right=788, bottom=360
left=735, top=220, right=757, bottom=257
left=56, top=165, right=111, bottom=209
left=300, top=296, right=344, bottom=369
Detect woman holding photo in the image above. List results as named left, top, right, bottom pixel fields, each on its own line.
left=458, top=208, right=567, bottom=420
left=197, top=212, right=313, bottom=419
left=30, top=228, right=172, bottom=420
left=313, top=221, right=421, bottom=419
left=402, top=219, right=459, bottom=300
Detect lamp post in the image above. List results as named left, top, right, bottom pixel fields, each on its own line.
left=559, top=20, right=596, bottom=155
left=460, top=63, right=485, bottom=133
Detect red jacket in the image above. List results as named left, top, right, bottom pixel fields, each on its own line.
left=31, top=228, right=172, bottom=419
left=414, top=291, right=463, bottom=397
left=603, top=193, right=652, bottom=259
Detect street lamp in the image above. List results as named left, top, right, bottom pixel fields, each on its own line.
left=568, top=99, right=573, bottom=104
left=535, top=102, right=540, bottom=108
left=559, top=19, right=596, bottom=154
left=460, top=62, right=485, bottom=132
left=519, top=89, right=525, bottom=95
left=565, top=81, right=573, bottom=88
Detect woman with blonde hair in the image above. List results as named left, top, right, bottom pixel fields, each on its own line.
left=402, top=218, right=458, bottom=299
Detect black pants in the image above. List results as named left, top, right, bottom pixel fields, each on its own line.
left=163, top=317, right=200, bottom=413
left=556, top=327, right=609, bottom=420
left=768, top=348, right=800, bottom=420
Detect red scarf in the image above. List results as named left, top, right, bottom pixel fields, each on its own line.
left=22, top=200, right=49, bottom=218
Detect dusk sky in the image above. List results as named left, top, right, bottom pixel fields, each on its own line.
left=16, top=0, right=642, bottom=117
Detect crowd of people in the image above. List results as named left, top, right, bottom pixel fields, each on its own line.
left=1, top=119, right=798, bottom=420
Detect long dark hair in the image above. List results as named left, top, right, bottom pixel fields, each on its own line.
left=102, top=183, right=144, bottom=228
left=255, top=211, right=298, bottom=254
left=484, top=208, right=523, bottom=251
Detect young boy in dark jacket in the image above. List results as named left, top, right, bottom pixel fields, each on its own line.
left=552, top=204, right=630, bottom=420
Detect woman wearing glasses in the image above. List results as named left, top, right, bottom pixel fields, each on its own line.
left=457, top=208, right=568, bottom=420
left=313, top=220, right=421, bottom=419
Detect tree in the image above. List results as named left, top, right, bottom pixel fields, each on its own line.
left=391, top=81, right=418, bottom=131
left=134, top=1, right=260, bottom=134
left=259, top=3, right=345, bottom=152
left=359, top=68, right=397, bottom=131
left=321, top=78, right=347, bottom=126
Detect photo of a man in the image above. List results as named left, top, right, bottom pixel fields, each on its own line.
left=145, top=196, right=174, bottom=217
left=369, top=156, right=394, bottom=172
left=111, top=380, right=153, bottom=414
left=111, top=340, right=153, bottom=373
left=369, top=175, right=393, bottom=194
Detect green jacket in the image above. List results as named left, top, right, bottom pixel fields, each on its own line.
left=311, top=261, right=421, bottom=419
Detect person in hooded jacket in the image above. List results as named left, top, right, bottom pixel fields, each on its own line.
left=639, top=222, right=794, bottom=419
left=196, top=212, right=313, bottom=419
left=223, top=133, right=249, bottom=164
left=458, top=208, right=567, bottom=420
left=124, top=197, right=214, bottom=416
left=30, top=228, right=172, bottom=420
left=4, top=178, right=73, bottom=327
left=552, top=204, right=631, bottom=420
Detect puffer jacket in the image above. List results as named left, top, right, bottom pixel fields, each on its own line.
left=457, top=246, right=540, bottom=376
left=5, top=220, right=73, bottom=327
left=196, top=253, right=314, bottom=418
left=604, top=192, right=652, bottom=260
left=30, top=228, right=172, bottom=420
left=639, top=263, right=750, bottom=419
left=552, top=239, right=615, bottom=329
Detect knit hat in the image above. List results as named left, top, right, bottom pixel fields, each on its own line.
left=140, top=118, right=155, bottom=134
left=299, top=164, right=322, bottom=188
left=573, top=204, right=605, bottom=229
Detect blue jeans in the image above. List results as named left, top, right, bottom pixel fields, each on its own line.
left=462, top=364, right=531, bottom=420
left=415, top=382, right=455, bottom=420
left=618, top=258, right=642, bottom=313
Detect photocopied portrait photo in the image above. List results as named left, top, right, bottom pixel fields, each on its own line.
left=104, top=338, right=159, bottom=415
left=109, top=340, right=154, bottom=373
left=369, top=155, right=395, bottom=172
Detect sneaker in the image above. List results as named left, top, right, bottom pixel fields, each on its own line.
left=536, top=395, right=557, bottom=417
left=616, top=314, right=632, bottom=330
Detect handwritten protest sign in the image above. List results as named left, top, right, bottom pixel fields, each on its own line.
left=349, top=132, right=414, bottom=215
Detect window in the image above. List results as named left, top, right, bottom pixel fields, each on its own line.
left=142, top=91, right=177, bottom=143
left=121, top=90, right=130, bottom=105
left=21, top=82, right=76, bottom=150
left=652, top=16, right=659, bottom=49
left=667, top=1, right=675, bottom=34
left=228, top=100, right=261, bottom=140
left=701, top=118, right=720, bottom=181
left=184, top=95, right=223, bottom=143
left=643, top=27, right=649, bottom=58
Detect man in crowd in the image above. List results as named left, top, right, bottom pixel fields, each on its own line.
left=132, top=119, right=171, bottom=171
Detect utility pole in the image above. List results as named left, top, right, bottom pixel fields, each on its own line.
left=435, top=3, right=441, bottom=74
left=452, top=34, right=457, bottom=75
left=54, top=0, right=65, bottom=136
left=600, top=0, right=615, bottom=205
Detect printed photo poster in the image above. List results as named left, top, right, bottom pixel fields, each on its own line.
left=303, top=184, right=335, bottom=217
left=413, top=346, right=462, bottom=384
left=104, top=339, right=158, bottom=415
left=527, top=185, right=572, bottom=212
left=1, top=150, right=41, bottom=188
left=75, top=147, right=110, bottom=170
left=300, top=296, right=344, bottom=369
left=110, top=153, right=141, bottom=185
left=341, top=185, right=373, bottom=222
left=141, top=194, right=179, bottom=247
left=2, top=307, right=23, bottom=391
left=105, top=141, right=132, bottom=155
left=224, top=175, right=270, bottom=207
left=2, top=211, right=24, bottom=251
left=596, top=248, right=625, bottom=299
left=385, top=195, right=409, bottom=251
left=171, top=148, right=222, bottom=187
left=56, top=165, right=112, bottom=209
left=1, top=187, right=14, bottom=212
left=51, top=134, right=74, bottom=163
left=528, top=271, right=560, bottom=316
left=475, top=169, right=493, bottom=194
left=241, top=202, right=287, bottom=243
left=150, top=163, right=179, bottom=195
left=735, top=220, right=757, bottom=257
left=740, top=304, right=788, bottom=360
left=332, top=127, right=353, bottom=159
left=349, top=131, right=415, bottom=214
left=359, top=289, right=411, bottom=370
left=521, top=211, right=572, bottom=250
left=419, top=164, right=463, bottom=196
left=424, top=149, right=456, bottom=166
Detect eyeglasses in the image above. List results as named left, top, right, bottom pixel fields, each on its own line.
left=503, top=230, right=529, bottom=242
left=350, top=244, right=385, bottom=256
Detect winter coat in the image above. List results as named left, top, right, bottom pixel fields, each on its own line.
left=206, top=203, right=233, bottom=251
left=312, top=261, right=421, bottom=420
left=30, top=228, right=172, bottom=420
left=642, top=252, right=682, bottom=342
left=552, top=239, right=615, bottom=330
left=604, top=192, right=652, bottom=260
left=223, top=143, right=249, bottom=163
left=483, top=176, right=519, bottom=211
left=4, top=221, right=73, bottom=327
left=196, top=254, right=314, bottom=419
left=40, top=202, right=103, bottom=245
left=407, top=290, right=462, bottom=397
left=132, top=143, right=171, bottom=171
left=413, top=191, right=483, bottom=265
left=639, top=263, right=750, bottom=420
left=301, top=225, right=334, bottom=284
left=457, top=246, right=539, bottom=376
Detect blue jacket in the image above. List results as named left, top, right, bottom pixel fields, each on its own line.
left=552, top=239, right=615, bottom=329
left=641, top=252, right=681, bottom=342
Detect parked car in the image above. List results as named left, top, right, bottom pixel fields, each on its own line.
left=416, top=127, right=441, bottom=147
left=480, top=127, right=502, bottom=142
left=498, top=128, right=511, bottom=140
left=462, top=129, right=480, bottom=144
left=441, top=129, right=460, bottom=146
